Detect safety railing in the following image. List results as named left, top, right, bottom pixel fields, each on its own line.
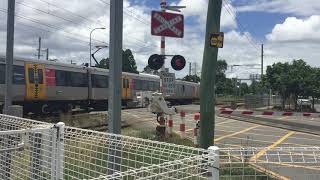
left=1, top=114, right=320, bottom=179
left=0, top=114, right=64, bottom=180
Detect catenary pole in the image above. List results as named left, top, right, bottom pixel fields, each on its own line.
left=200, top=0, right=222, bottom=149
left=46, top=48, right=49, bottom=60
left=4, top=0, right=15, bottom=114
left=109, top=0, right=123, bottom=134
left=261, top=44, right=264, bottom=77
left=38, top=37, right=41, bottom=59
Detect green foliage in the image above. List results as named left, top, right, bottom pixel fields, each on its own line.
left=97, top=49, right=139, bottom=74
left=265, top=59, right=320, bottom=110
left=142, top=64, right=159, bottom=75
left=182, top=75, right=201, bottom=83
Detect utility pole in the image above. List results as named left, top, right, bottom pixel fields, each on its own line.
left=261, top=44, right=264, bottom=77
left=4, top=0, right=15, bottom=114
left=200, top=0, right=222, bottom=149
left=108, top=0, right=123, bottom=174
left=37, top=37, right=41, bottom=60
left=189, top=62, right=191, bottom=75
left=109, top=0, right=123, bottom=134
left=46, top=48, right=49, bottom=60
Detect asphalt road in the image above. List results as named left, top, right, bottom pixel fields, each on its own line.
left=122, top=106, right=320, bottom=180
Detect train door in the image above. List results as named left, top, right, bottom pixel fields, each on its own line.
left=122, top=76, right=130, bottom=99
left=126, top=77, right=131, bottom=98
left=25, top=63, right=47, bottom=100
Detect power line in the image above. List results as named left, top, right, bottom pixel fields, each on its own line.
left=222, top=1, right=260, bottom=51
left=97, top=0, right=150, bottom=26
left=0, top=8, right=108, bottom=46
left=37, top=0, right=104, bottom=26
left=21, top=1, right=157, bottom=50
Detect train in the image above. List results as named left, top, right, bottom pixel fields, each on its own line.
left=0, top=56, right=200, bottom=114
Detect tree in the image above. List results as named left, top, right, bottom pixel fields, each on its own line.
left=122, top=49, right=138, bottom=73
left=266, top=62, right=291, bottom=110
left=265, top=59, right=311, bottom=110
left=215, top=60, right=232, bottom=95
left=304, top=67, right=320, bottom=111
left=142, top=65, right=159, bottom=75
left=97, top=49, right=139, bottom=74
left=182, top=74, right=201, bottom=83
left=97, top=58, right=109, bottom=69
left=239, top=83, right=249, bottom=96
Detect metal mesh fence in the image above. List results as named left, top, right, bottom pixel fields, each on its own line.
left=219, top=147, right=320, bottom=180
left=63, top=127, right=212, bottom=179
left=0, top=114, right=64, bottom=179
left=1, top=114, right=320, bottom=179
left=0, top=114, right=213, bottom=179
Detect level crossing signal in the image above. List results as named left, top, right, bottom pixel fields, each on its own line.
left=171, top=55, right=186, bottom=71
left=148, top=54, right=186, bottom=71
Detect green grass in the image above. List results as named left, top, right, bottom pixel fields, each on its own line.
left=122, top=127, right=194, bottom=146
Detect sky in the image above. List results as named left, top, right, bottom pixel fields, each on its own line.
left=0, top=0, right=320, bottom=79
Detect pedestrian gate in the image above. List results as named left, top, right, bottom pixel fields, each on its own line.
left=0, top=115, right=64, bottom=179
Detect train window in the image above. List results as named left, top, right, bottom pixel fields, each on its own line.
left=150, top=81, right=155, bottom=90
left=153, top=82, right=159, bottom=91
left=28, top=68, right=34, bottom=83
left=122, top=79, right=125, bottom=88
left=156, top=82, right=160, bottom=90
left=13, top=65, right=25, bottom=84
left=142, top=80, right=148, bottom=90
left=70, top=72, right=87, bottom=87
left=56, top=70, right=70, bottom=86
left=126, top=79, right=129, bottom=88
left=92, top=74, right=108, bottom=88
left=0, top=64, right=5, bottom=84
left=37, top=69, right=44, bottom=84
left=135, top=79, right=141, bottom=90
left=122, top=79, right=129, bottom=88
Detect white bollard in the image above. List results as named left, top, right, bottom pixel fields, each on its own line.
left=208, top=146, right=220, bottom=180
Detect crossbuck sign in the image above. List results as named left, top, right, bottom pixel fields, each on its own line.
left=151, top=11, right=184, bottom=38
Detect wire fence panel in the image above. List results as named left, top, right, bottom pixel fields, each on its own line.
left=0, top=114, right=64, bottom=180
left=0, top=114, right=214, bottom=179
left=63, top=127, right=212, bottom=179
left=219, top=147, right=320, bottom=180
left=1, top=114, right=320, bottom=179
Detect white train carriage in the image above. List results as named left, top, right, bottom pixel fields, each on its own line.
left=0, top=56, right=199, bottom=114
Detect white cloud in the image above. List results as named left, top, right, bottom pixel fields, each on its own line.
left=266, top=15, right=320, bottom=42
left=263, top=15, right=320, bottom=68
left=7, top=0, right=320, bottom=81
left=172, top=0, right=237, bottom=30
left=236, top=0, right=320, bottom=17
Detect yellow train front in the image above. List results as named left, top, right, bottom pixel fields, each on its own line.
left=0, top=56, right=199, bottom=114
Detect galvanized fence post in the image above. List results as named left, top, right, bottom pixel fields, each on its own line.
left=54, top=122, right=65, bottom=180
left=208, top=146, right=220, bottom=180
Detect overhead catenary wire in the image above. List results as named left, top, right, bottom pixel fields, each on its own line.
left=223, top=0, right=296, bottom=62
left=97, top=0, right=150, bottom=26
left=21, top=0, right=158, bottom=51
left=1, top=4, right=154, bottom=53
left=17, top=2, right=151, bottom=48
left=0, top=8, right=108, bottom=46
left=222, top=0, right=260, bottom=51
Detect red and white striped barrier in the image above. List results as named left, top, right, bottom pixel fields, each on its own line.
left=167, top=115, right=173, bottom=136
left=180, top=111, right=186, bottom=139
left=219, top=110, right=320, bottom=118
left=193, top=113, right=200, bottom=147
